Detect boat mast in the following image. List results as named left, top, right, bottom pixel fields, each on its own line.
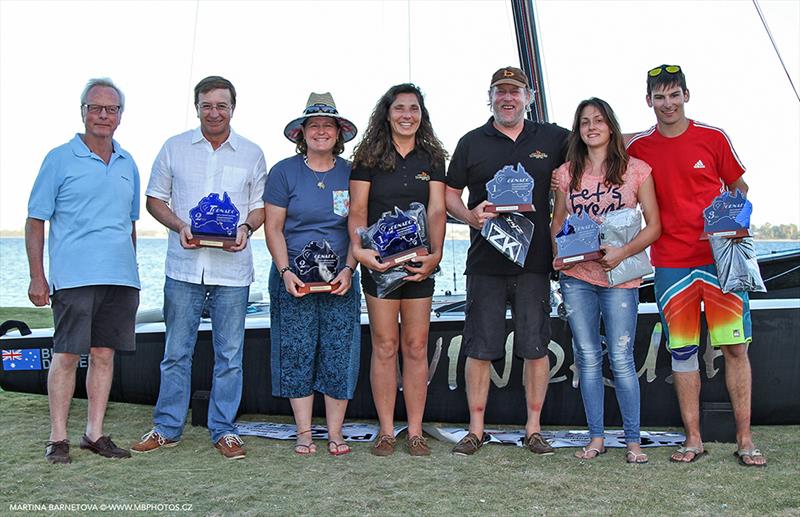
left=511, top=0, right=548, bottom=123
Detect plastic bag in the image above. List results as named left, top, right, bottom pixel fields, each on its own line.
left=600, top=208, right=653, bottom=286
left=358, top=202, right=431, bottom=298
left=481, top=213, right=534, bottom=267
left=709, top=236, right=766, bottom=293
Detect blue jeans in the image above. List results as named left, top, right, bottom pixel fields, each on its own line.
left=153, top=277, right=249, bottom=444
left=560, top=275, right=641, bottom=443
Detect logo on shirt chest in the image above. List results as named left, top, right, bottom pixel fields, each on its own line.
left=415, top=171, right=430, bottom=181
left=693, top=160, right=706, bottom=169
left=529, top=150, right=548, bottom=159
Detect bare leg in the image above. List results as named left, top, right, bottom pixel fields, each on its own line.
left=48, top=353, right=80, bottom=442
left=85, top=347, right=115, bottom=441
left=721, top=344, right=765, bottom=465
left=399, top=297, right=433, bottom=437
left=324, top=395, right=349, bottom=451
left=465, top=357, right=490, bottom=437
left=523, top=356, right=550, bottom=436
left=290, top=395, right=315, bottom=449
left=671, top=370, right=703, bottom=461
left=365, top=294, right=401, bottom=437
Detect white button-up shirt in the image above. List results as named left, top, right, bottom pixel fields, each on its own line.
left=146, top=128, right=267, bottom=287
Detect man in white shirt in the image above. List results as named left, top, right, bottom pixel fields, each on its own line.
left=132, top=76, right=267, bottom=460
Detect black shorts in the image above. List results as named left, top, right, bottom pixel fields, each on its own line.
left=463, top=273, right=551, bottom=361
left=360, top=269, right=435, bottom=300
left=52, top=285, right=139, bottom=354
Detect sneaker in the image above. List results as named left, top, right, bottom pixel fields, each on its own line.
left=79, top=435, right=131, bottom=459
left=45, top=439, right=71, bottom=464
left=452, top=432, right=487, bottom=456
left=215, top=434, right=246, bottom=460
left=407, top=435, right=431, bottom=457
left=371, top=434, right=396, bottom=457
left=525, top=432, right=555, bottom=455
left=131, top=429, right=180, bottom=454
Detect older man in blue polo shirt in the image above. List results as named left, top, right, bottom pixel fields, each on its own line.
left=26, top=77, right=141, bottom=464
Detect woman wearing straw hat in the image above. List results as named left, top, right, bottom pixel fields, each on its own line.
left=349, top=84, right=448, bottom=456
left=263, top=92, right=360, bottom=456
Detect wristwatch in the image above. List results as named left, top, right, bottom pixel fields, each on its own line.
left=238, top=222, right=254, bottom=238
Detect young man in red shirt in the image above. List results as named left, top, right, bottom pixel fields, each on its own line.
left=627, top=65, right=766, bottom=467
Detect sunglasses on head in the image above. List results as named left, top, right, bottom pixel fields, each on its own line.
left=648, top=65, right=681, bottom=77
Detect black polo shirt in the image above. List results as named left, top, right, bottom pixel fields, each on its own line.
left=446, top=118, right=569, bottom=275
left=351, top=148, right=445, bottom=226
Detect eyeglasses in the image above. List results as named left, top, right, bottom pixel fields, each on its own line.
left=648, top=65, right=681, bottom=77
left=197, top=103, right=232, bottom=113
left=83, top=104, right=121, bottom=115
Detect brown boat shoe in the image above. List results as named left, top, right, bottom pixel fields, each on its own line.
left=407, top=435, right=431, bottom=456
left=371, top=434, right=397, bottom=457
left=215, top=434, right=246, bottom=460
left=525, top=432, right=555, bottom=455
left=131, top=429, right=180, bottom=453
left=45, top=439, right=71, bottom=464
left=79, top=435, right=131, bottom=459
left=452, top=432, right=488, bottom=456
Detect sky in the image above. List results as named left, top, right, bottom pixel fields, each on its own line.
left=1, top=0, right=798, bottom=233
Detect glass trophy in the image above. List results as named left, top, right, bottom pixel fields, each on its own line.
left=361, top=203, right=429, bottom=266
left=188, top=192, right=240, bottom=249
left=485, top=163, right=535, bottom=213
left=701, top=189, right=752, bottom=239
left=294, top=240, right=341, bottom=294
left=554, top=212, right=603, bottom=268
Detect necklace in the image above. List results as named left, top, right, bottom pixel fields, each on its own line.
left=304, top=156, right=335, bottom=189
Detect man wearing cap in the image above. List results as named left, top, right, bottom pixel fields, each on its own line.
left=445, top=66, right=568, bottom=456
left=131, top=76, right=267, bottom=460
left=27, top=77, right=140, bottom=464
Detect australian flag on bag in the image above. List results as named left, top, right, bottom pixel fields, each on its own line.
left=2, top=349, right=42, bottom=371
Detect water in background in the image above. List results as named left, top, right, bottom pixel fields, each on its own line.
left=1, top=237, right=796, bottom=309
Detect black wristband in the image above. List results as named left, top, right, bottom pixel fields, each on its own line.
left=279, top=266, right=291, bottom=278
left=238, top=223, right=254, bottom=237
left=343, top=264, right=356, bottom=274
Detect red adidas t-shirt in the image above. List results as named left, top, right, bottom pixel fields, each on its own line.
left=627, top=120, right=745, bottom=267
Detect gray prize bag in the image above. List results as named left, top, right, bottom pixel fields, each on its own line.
left=600, top=208, right=653, bottom=286
left=709, top=236, right=766, bottom=293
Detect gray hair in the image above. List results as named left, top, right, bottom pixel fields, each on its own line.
left=80, top=77, right=125, bottom=112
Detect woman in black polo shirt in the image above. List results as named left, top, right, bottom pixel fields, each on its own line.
left=349, top=83, right=447, bottom=456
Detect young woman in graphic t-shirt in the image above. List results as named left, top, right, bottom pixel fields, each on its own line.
left=551, top=98, right=661, bottom=464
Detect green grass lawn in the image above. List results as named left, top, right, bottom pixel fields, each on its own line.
left=1, top=389, right=798, bottom=516
left=0, top=307, right=53, bottom=330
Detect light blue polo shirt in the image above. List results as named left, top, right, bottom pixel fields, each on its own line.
left=27, top=134, right=141, bottom=292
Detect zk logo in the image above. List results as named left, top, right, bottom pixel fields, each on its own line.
left=486, top=224, right=521, bottom=261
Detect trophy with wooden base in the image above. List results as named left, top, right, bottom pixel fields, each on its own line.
left=188, top=192, right=240, bottom=250
left=554, top=212, right=603, bottom=268
left=294, top=240, right=341, bottom=294
left=484, top=163, right=535, bottom=213
left=701, top=189, right=752, bottom=240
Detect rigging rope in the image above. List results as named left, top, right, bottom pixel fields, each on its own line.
left=184, top=0, right=201, bottom=126
left=752, top=0, right=800, bottom=102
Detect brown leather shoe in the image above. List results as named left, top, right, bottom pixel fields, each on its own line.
left=45, top=439, right=71, bottom=464
left=371, top=434, right=396, bottom=457
left=79, top=435, right=131, bottom=459
left=451, top=432, right=488, bottom=456
left=215, top=434, right=246, bottom=460
left=407, top=435, right=431, bottom=456
left=131, top=429, right=180, bottom=453
left=525, top=432, right=555, bottom=455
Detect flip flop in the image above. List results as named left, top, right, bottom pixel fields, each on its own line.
left=328, top=441, right=351, bottom=456
left=670, top=446, right=707, bottom=463
left=734, top=448, right=767, bottom=467
left=294, top=443, right=317, bottom=456
left=625, top=451, right=649, bottom=464
left=574, top=446, right=606, bottom=460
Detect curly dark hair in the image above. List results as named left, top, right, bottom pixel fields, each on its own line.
left=351, top=83, right=448, bottom=170
left=567, top=97, right=629, bottom=192
left=295, top=118, right=345, bottom=156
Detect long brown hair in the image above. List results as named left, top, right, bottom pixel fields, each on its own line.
left=567, top=97, right=628, bottom=192
left=351, top=83, right=448, bottom=171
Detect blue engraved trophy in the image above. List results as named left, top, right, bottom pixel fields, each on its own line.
left=701, top=189, right=752, bottom=239
left=188, top=192, right=240, bottom=249
left=485, top=163, right=535, bottom=213
left=293, top=240, right=341, bottom=294
left=554, top=212, right=603, bottom=268
left=367, top=204, right=428, bottom=266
